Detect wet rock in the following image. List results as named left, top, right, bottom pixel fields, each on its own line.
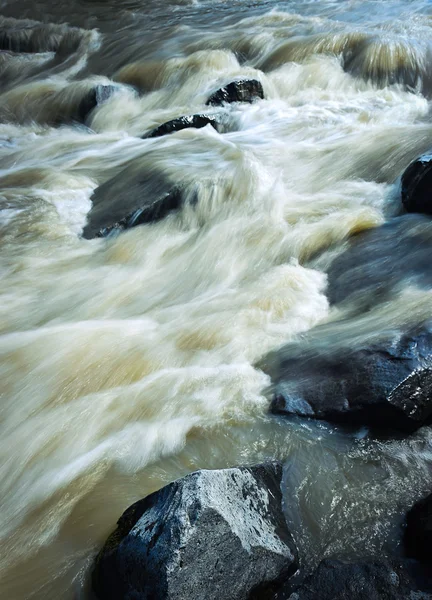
left=206, top=79, right=264, bottom=106
left=76, top=84, right=117, bottom=123
left=92, top=462, right=298, bottom=600
left=260, top=326, right=432, bottom=432
left=146, top=113, right=223, bottom=138
left=327, top=215, right=432, bottom=308
left=405, top=492, right=432, bottom=565
left=82, top=162, right=189, bottom=239
left=401, top=152, right=432, bottom=215
left=276, top=559, right=432, bottom=600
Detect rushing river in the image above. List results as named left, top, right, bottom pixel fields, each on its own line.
left=1, top=0, right=432, bottom=598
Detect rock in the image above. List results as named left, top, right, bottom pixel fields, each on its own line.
left=404, top=492, right=432, bottom=564
left=276, top=559, right=432, bottom=600
left=259, top=326, right=432, bottom=432
left=327, top=215, right=432, bottom=308
left=92, top=463, right=298, bottom=600
left=82, top=161, right=188, bottom=239
left=401, top=152, right=432, bottom=215
left=206, top=79, right=264, bottom=106
left=76, top=84, right=117, bottom=123
left=146, top=113, right=223, bottom=138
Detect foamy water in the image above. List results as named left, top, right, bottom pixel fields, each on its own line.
left=1, top=1, right=432, bottom=598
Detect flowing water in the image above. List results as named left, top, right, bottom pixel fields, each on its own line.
left=1, top=0, right=432, bottom=598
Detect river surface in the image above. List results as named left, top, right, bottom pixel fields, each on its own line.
left=1, top=0, right=432, bottom=598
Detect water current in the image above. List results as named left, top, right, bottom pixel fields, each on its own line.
left=1, top=0, right=432, bottom=598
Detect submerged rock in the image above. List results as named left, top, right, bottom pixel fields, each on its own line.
left=93, top=463, right=298, bottom=600
left=401, top=152, right=432, bottom=215
left=327, top=215, right=432, bottom=308
left=76, top=84, right=117, bottom=123
left=278, top=559, right=432, bottom=600
left=206, top=79, right=264, bottom=106
left=82, top=161, right=189, bottom=239
left=260, top=326, right=432, bottom=432
left=404, top=492, right=432, bottom=565
left=146, top=113, right=223, bottom=138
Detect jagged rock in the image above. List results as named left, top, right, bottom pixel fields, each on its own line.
left=92, top=463, right=298, bottom=600
left=401, top=152, right=432, bottom=215
left=146, top=113, right=223, bottom=138
left=405, top=492, right=432, bottom=565
left=259, top=326, right=432, bottom=432
left=276, top=559, right=432, bottom=600
left=327, top=215, right=432, bottom=308
left=82, top=161, right=189, bottom=239
left=206, top=79, right=264, bottom=106
left=76, top=84, right=117, bottom=123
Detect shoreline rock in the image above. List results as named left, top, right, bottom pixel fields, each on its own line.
left=259, top=326, right=432, bottom=432
left=92, top=463, right=298, bottom=600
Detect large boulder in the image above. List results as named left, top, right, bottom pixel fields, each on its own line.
left=259, top=326, right=432, bottom=432
left=92, top=463, right=298, bottom=600
left=401, top=152, right=432, bottom=215
left=146, top=113, right=223, bottom=138
left=277, top=559, right=432, bottom=600
left=404, top=492, right=432, bottom=565
left=327, top=215, right=432, bottom=308
left=82, top=161, right=190, bottom=239
left=206, top=79, right=264, bottom=106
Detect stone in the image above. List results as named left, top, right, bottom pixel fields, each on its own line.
left=206, top=79, right=264, bottom=106
left=275, top=559, right=432, bottom=600
left=82, top=161, right=188, bottom=239
left=259, top=325, right=432, bottom=432
left=401, top=152, right=432, bottom=215
left=76, top=84, right=118, bottom=124
left=405, top=492, right=432, bottom=565
left=146, top=113, right=223, bottom=138
left=326, top=215, right=432, bottom=308
left=92, top=463, right=298, bottom=600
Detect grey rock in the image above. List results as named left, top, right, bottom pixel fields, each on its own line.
left=405, top=492, right=432, bottom=565
left=327, top=215, right=432, bottom=308
left=76, top=84, right=118, bottom=123
left=259, top=326, right=432, bottom=432
left=275, top=559, right=432, bottom=600
left=206, top=79, right=264, bottom=106
left=92, top=463, right=298, bottom=600
left=82, top=161, right=189, bottom=239
left=146, top=113, right=223, bottom=138
left=401, top=152, right=432, bottom=215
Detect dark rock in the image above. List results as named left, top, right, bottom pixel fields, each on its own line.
left=146, top=113, right=222, bottom=138
left=206, top=79, right=264, bottom=106
left=405, top=492, right=432, bottom=564
left=76, top=84, right=117, bottom=123
left=401, top=152, right=432, bottom=215
left=275, top=559, right=432, bottom=600
left=327, top=215, right=432, bottom=308
left=82, top=162, right=189, bottom=239
left=259, top=326, right=432, bottom=432
left=92, top=463, right=298, bottom=600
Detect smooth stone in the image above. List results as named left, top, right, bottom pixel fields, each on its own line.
left=92, top=463, right=298, bottom=600
left=326, top=215, right=432, bottom=308
left=259, top=325, right=432, bottom=432
left=82, top=161, right=188, bottom=239
left=404, top=492, right=432, bottom=565
left=401, top=152, right=432, bottom=215
left=146, top=113, right=223, bottom=138
left=276, top=559, right=432, bottom=600
left=206, top=79, right=264, bottom=106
